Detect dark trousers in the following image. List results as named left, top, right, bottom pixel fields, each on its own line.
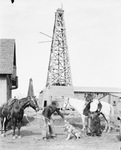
left=87, top=112, right=102, bottom=136
left=42, top=116, right=55, bottom=138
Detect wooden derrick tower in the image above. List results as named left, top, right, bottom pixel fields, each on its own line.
left=40, top=8, right=74, bottom=108
left=46, top=8, right=72, bottom=87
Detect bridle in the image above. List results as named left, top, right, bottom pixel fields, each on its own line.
left=27, top=96, right=36, bottom=105
left=28, top=96, right=39, bottom=111
left=31, top=96, right=36, bottom=105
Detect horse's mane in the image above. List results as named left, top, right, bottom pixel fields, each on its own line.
left=18, top=97, right=29, bottom=103
left=19, top=97, right=26, bottom=101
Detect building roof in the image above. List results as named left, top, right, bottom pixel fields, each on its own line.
left=0, top=39, right=16, bottom=74
left=110, top=93, right=121, bottom=98
left=74, top=86, right=121, bottom=93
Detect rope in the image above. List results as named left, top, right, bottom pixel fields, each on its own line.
left=25, top=114, right=66, bottom=130
left=24, top=113, right=38, bottom=127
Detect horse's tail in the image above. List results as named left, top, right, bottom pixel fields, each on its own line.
left=0, top=104, right=4, bottom=118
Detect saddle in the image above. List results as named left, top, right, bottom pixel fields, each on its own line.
left=1, top=98, right=18, bottom=119
left=7, top=98, right=18, bottom=111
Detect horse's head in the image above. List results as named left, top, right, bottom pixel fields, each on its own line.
left=63, top=97, right=70, bottom=110
left=28, top=96, right=40, bottom=112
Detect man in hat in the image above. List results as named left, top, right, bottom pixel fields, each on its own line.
left=42, top=100, right=65, bottom=140
left=83, top=93, right=94, bottom=116
left=83, top=93, right=102, bottom=136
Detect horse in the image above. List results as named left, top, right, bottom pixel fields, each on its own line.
left=63, top=97, right=114, bottom=132
left=0, top=96, right=40, bottom=139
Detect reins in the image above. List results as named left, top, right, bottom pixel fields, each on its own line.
left=24, top=113, right=38, bottom=127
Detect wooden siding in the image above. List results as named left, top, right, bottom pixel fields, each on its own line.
left=0, top=39, right=15, bottom=74
left=0, top=76, right=7, bottom=106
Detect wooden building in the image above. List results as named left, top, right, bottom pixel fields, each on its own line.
left=39, top=86, right=74, bottom=109
left=39, top=86, right=121, bottom=113
left=0, top=39, right=18, bottom=106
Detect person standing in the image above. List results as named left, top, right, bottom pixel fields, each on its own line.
left=42, top=101, right=65, bottom=140
left=83, top=93, right=102, bottom=136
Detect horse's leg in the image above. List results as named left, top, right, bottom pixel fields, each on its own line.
left=101, top=113, right=108, bottom=132
left=107, top=118, right=111, bottom=132
left=1, top=117, right=7, bottom=137
left=103, top=121, right=108, bottom=132
left=17, top=120, right=22, bottom=139
left=12, top=118, right=16, bottom=139
left=103, top=119, right=111, bottom=133
left=86, top=116, right=92, bottom=135
left=1, top=117, right=4, bottom=136
left=4, top=118, right=9, bottom=136
left=81, top=114, right=86, bottom=131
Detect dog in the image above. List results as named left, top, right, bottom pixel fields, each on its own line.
left=64, top=121, right=81, bottom=140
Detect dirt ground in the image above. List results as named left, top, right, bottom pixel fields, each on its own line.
left=0, top=108, right=121, bottom=150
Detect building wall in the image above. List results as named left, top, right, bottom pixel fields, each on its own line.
left=0, top=75, right=7, bottom=106
left=116, top=100, right=121, bottom=115
left=74, top=93, right=85, bottom=99
left=74, top=92, right=105, bottom=100
left=102, top=94, right=121, bottom=116
left=39, top=86, right=74, bottom=109
left=109, top=95, right=121, bottom=115
left=38, top=92, right=43, bottom=109
left=0, top=75, right=12, bottom=106
left=39, top=91, right=64, bottom=109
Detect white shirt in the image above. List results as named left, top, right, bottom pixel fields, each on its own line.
left=90, top=99, right=99, bottom=112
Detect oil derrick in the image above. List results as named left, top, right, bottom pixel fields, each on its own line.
left=40, top=8, right=74, bottom=108
left=27, top=78, right=34, bottom=97
left=46, top=8, right=72, bottom=87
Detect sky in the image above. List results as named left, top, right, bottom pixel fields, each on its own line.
left=0, top=0, right=121, bottom=98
